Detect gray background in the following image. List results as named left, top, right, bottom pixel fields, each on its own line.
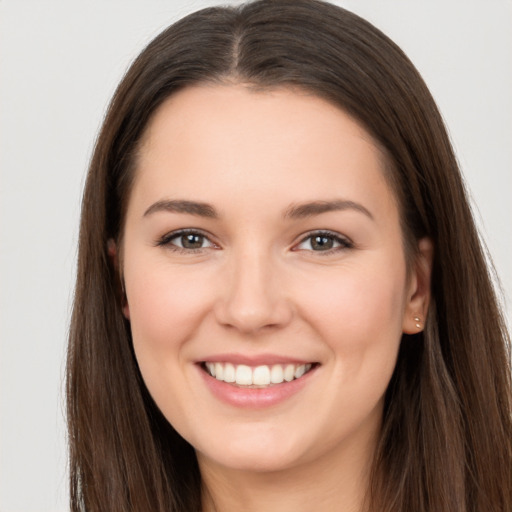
left=1, top=1, right=510, bottom=510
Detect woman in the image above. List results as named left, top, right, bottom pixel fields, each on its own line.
left=67, top=0, right=512, bottom=510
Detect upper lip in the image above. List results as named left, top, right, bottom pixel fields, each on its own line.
left=196, top=353, right=318, bottom=366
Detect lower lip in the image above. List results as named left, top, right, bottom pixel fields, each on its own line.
left=197, top=364, right=318, bottom=409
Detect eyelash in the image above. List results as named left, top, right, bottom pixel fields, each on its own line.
left=156, top=229, right=216, bottom=254
left=156, top=229, right=354, bottom=255
left=294, top=230, right=354, bottom=254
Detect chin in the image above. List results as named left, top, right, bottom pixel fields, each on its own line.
left=204, top=447, right=302, bottom=474
left=193, top=425, right=314, bottom=474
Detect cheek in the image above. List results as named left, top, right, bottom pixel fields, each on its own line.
left=303, top=262, right=405, bottom=327
left=124, top=262, right=220, bottom=430
left=296, top=260, right=407, bottom=378
left=124, top=262, right=213, bottom=373
left=291, top=263, right=406, bottom=441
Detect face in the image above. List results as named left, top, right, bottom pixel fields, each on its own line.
left=120, top=85, right=430, bottom=475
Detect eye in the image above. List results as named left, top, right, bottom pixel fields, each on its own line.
left=295, top=231, right=353, bottom=253
left=157, top=229, right=216, bottom=252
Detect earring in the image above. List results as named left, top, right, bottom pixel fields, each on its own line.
left=414, top=316, right=422, bottom=329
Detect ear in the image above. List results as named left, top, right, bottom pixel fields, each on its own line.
left=402, top=237, right=433, bottom=334
left=107, top=239, right=130, bottom=320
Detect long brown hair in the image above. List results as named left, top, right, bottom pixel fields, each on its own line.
left=67, top=1, right=512, bottom=510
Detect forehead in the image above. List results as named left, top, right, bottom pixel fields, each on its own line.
left=132, top=84, right=397, bottom=221
left=140, top=84, right=383, bottom=163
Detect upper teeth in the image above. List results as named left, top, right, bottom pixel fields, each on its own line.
left=204, top=362, right=313, bottom=386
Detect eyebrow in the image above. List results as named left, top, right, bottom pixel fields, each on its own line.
left=143, top=198, right=373, bottom=221
left=144, top=199, right=218, bottom=218
left=283, top=199, right=374, bottom=220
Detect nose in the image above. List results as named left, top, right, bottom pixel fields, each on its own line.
left=214, top=249, right=293, bottom=335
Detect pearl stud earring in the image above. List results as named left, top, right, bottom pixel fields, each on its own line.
left=414, top=316, right=421, bottom=329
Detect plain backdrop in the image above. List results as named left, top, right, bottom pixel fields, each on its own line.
left=1, top=1, right=510, bottom=511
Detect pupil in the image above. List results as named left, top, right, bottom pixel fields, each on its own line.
left=182, top=234, right=203, bottom=248
left=312, top=235, right=333, bottom=250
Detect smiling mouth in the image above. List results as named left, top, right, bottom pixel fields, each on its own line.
left=201, top=362, right=318, bottom=388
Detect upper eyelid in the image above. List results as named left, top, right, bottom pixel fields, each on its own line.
left=157, top=228, right=217, bottom=246
left=295, top=230, right=353, bottom=245
left=163, top=227, right=213, bottom=238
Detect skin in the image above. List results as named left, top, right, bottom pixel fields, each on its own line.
left=118, top=85, right=432, bottom=512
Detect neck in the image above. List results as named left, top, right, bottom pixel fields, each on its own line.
left=198, top=427, right=377, bottom=512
